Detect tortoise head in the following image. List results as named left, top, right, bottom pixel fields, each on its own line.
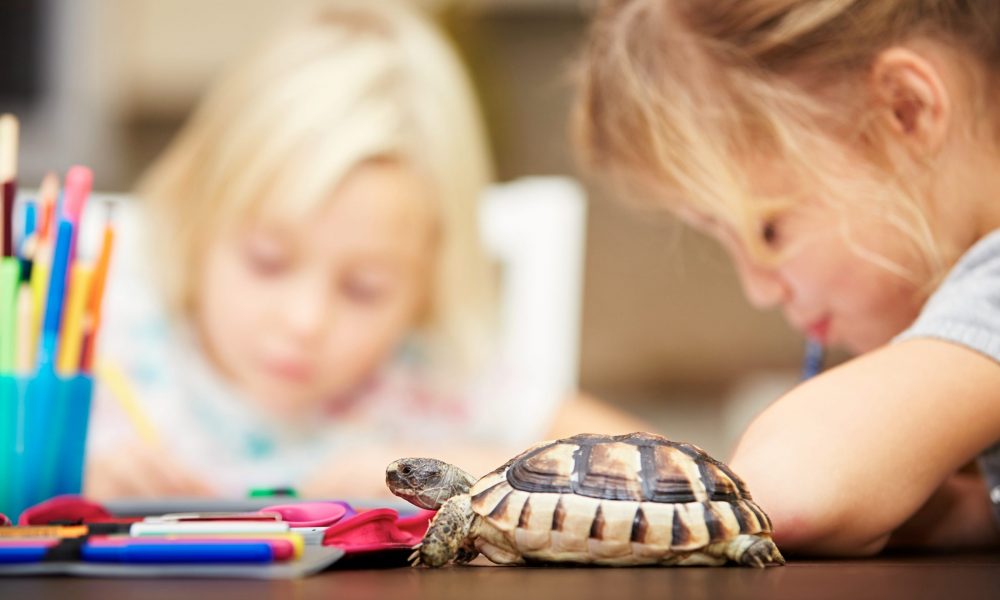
left=386, top=458, right=476, bottom=510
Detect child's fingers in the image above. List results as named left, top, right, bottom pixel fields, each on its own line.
left=87, top=450, right=162, bottom=498
left=154, top=455, right=217, bottom=497
left=86, top=445, right=216, bottom=498
left=134, top=444, right=216, bottom=497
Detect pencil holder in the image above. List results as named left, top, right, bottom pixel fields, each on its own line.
left=0, top=369, right=94, bottom=520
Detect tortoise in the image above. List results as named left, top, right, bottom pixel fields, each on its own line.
left=385, top=432, right=784, bottom=568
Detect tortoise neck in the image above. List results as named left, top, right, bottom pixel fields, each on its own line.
left=446, top=465, right=477, bottom=496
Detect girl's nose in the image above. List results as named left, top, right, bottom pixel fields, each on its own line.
left=279, top=280, right=330, bottom=342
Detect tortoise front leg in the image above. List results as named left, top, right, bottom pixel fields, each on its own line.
left=414, top=494, right=475, bottom=567
left=454, top=539, right=480, bottom=564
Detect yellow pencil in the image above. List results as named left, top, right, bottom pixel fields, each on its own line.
left=95, top=358, right=160, bottom=445
left=56, top=264, right=92, bottom=374
left=28, top=256, right=49, bottom=364
left=15, top=282, right=32, bottom=373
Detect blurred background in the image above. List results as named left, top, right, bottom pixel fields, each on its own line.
left=1, top=0, right=827, bottom=457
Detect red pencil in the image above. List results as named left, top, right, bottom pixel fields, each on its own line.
left=0, top=114, right=18, bottom=258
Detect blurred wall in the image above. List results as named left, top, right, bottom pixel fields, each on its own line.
left=5, top=0, right=820, bottom=455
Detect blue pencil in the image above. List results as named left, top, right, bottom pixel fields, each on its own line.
left=37, top=219, right=73, bottom=371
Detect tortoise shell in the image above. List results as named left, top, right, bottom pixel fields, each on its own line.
left=467, top=432, right=773, bottom=563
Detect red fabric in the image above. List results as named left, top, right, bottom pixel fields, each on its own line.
left=322, top=508, right=434, bottom=555
left=18, top=495, right=123, bottom=526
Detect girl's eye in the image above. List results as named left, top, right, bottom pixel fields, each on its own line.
left=340, top=276, right=391, bottom=305
left=761, top=220, right=780, bottom=246
left=243, top=238, right=291, bottom=277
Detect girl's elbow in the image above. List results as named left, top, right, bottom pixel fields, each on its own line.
left=731, top=446, right=891, bottom=556
left=764, top=500, right=890, bottom=557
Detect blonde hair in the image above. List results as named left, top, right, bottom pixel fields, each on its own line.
left=138, top=0, right=496, bottom=366
left=576, top=0, right=1000, bottom=284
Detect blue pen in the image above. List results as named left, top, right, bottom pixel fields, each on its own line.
left=21, top=200, right=36, bottom=255
left=37, top=218, right=73, bottom=370
left=0, top=545, right=50, bottom=564
left=81, top=541, right=276, bottom=564
left=801, top=340, right=824, bottom=380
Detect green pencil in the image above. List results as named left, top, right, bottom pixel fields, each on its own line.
left=0, top=257, right=19, bottom=372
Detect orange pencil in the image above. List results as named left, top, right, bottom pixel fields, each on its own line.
left=79, top=217, right=115, bottom=373
left=37, top=172, right=59, bottom=247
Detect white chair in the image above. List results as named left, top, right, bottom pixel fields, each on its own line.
left=479, top=176, right=587, bottom=397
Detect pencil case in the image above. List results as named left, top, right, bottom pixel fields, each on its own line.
left=0, top=370, right=94, bottom=519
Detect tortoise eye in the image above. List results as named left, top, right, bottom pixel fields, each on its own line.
left=401, top=465, right=413, bottom=475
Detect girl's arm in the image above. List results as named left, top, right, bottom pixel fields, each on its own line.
left=888, top=471, right=1000, bottom=549
left=730, top=338, right=1000, bottom=555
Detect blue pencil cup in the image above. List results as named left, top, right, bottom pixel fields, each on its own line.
left=0, top=369, right=94, bottom=520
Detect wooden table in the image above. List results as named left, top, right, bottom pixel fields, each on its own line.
left=1, top=551, right=998, bottom=599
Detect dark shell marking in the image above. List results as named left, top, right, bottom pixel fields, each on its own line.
left=505, top=432, right=751, bottom=503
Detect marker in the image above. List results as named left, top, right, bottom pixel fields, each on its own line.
left=0, top=538, right=292, bottom=564
left=61, top=166, right=91, bottom=265
left=129, top=521, right=291, bottom=537
left=0, top=525, right=91, bottom=538
left=801, top=340, right=824, bottom=380
left=90, top=534, right=301, bottom=560
left=81, top=539, right=281, bottom=564
left=249, top=487, right=299, bottom=499
left=0, top=545, right=53, bottom=564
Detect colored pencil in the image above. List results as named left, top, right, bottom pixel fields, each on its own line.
left=37, top=219, right=73, bottom=372
left=37, top=172, right=59, bottom=246
left=94, top=358, right=160, bottom=445
left=0, top=258, right=17, bottom=371
left=0, top=114, right=17, bottom=258
left=57, top=264, right=92, bottom=374
left=79, top=214, right=115, bottom=373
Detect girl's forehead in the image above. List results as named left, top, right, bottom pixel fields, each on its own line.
left=242, top=164, right=439, bottom=262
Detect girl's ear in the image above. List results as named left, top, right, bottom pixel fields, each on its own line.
left=869, top=46, right=951, bottom=154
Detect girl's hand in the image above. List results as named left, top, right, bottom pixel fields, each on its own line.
left=299, top=445, right=409, bottom=500
left=85, top=442, right=218, bottom=499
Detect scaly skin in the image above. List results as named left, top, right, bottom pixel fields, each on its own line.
left=414, top=494, right=475, bottom=567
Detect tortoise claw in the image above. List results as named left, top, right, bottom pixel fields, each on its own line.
left=739, top=537, right=785, bottom=568
left=408, top=544, right=423, bottom=567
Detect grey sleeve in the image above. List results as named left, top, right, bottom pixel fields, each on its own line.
left=895, top=231, right=1000, bottom=363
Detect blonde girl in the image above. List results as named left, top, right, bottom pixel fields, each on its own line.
left=88, top=1, right=643, bottom=500
left=577, top=0, right=1000, bottom=554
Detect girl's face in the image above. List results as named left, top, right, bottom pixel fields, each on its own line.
left=679, top=185, right=932, bottom=355
left=194, top=161, right=436, bottom=418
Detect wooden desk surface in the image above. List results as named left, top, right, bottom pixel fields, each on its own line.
left=2, top=552, right=998, bottom=600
